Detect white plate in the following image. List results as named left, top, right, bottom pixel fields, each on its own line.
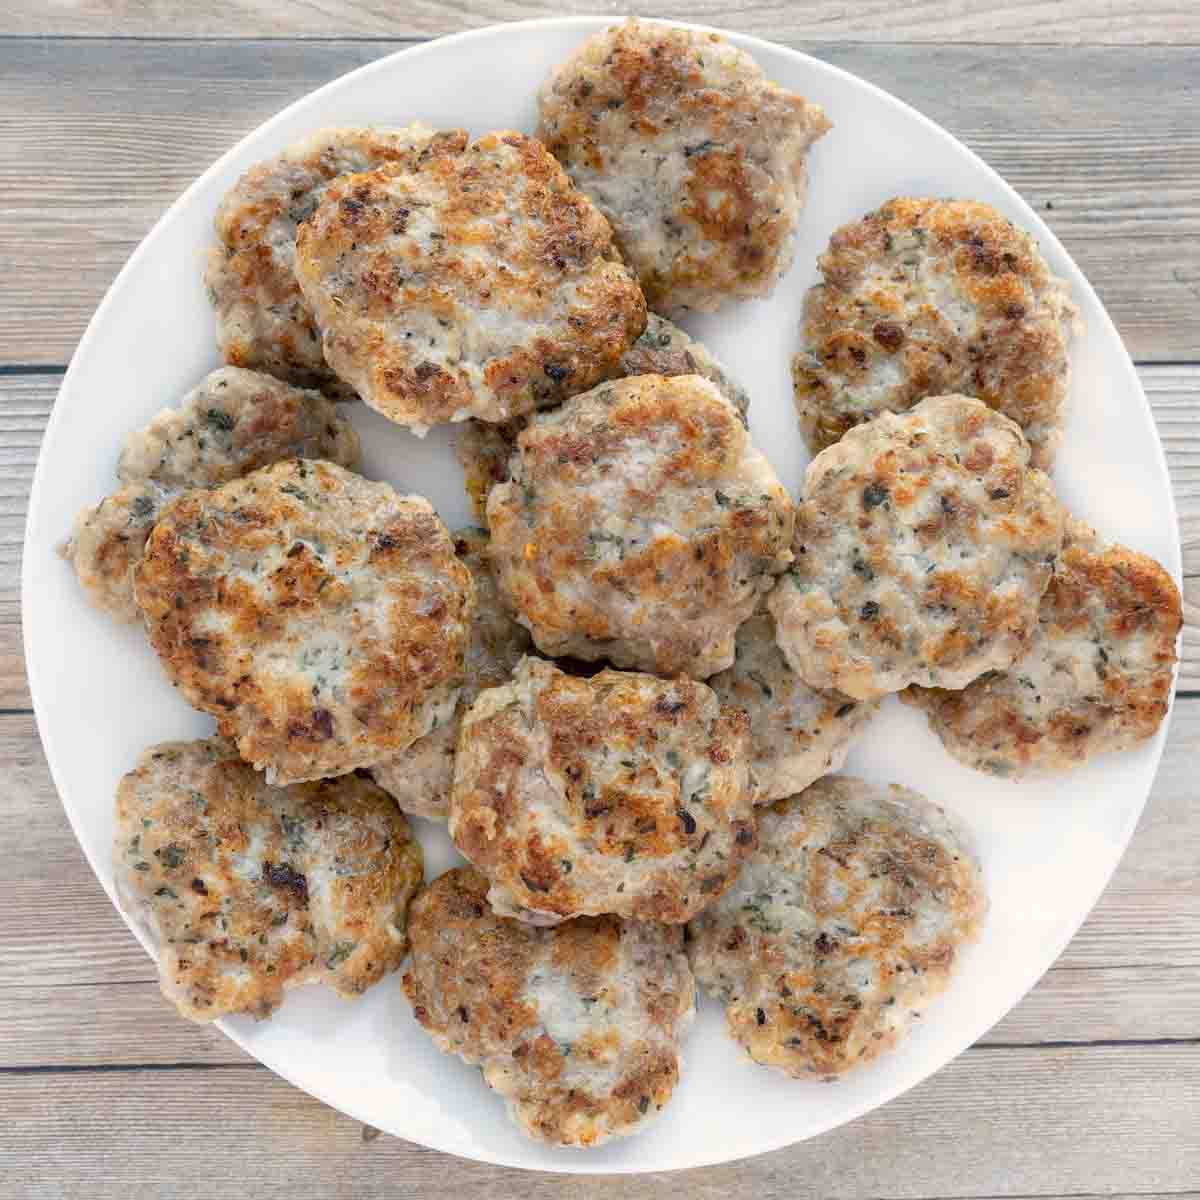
left=23, top=16, right=1181, bottom=1174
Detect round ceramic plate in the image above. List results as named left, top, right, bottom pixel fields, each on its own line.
left=23, top=16, right=1181, bottom=1175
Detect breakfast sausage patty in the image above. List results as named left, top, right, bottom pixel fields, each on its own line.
left=688, top=776, right=985, bottom=1078
left=133, top=459, right=474, bottom=785
left=403, top=866, right=695, bottom=1146
left=708, top=607, right=879, bottom=803
left=487, top=373, right=793, bottom=677
left=793, top=197, right=1079, bottom=468
left=115, top=736, right=423, bottom=1022
left=206, top=125, right=467, bottom=396
left=293, top=130, right=646, bottom=433
left=904, top=517, right=1181, bottom=776
left=62, top=367, right=359, bottom=621
left=455, top=312, right=750, bottom=524
left=537, top=19, right=830, bottom=314
left=449, top=656, right=756, bottom=925
left=768, top=395, right=1064, bottom=700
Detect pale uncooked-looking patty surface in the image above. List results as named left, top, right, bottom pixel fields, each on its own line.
left=206, top=125, right=467, bottom=396
left=449, top=656, right=756, bottom=925
left=904, top=517, right=1181, bottom=776
left=538, top=19, right=830, bottom=315
left=687, top=775, right=986, bottom=1078
left=115, top=736, right=423, bottom=1022
left=62, top=368, right=360, bottom=621
left=370, top=528, right=532, bottom=820
left=133, top=459, right=474, bottom=785
left=294, top=130, right=646, bottom=433
left=403, top=866, right=695, bottom=1147
left=487, top=373, right=793, bottom=677
left=793, top=197, right=1079, bottom=468
left=708, top=608, right=879, bottom=803
left=768, top=395, right=1064, bottom=700
left=455, top=313, right=750, bottom=524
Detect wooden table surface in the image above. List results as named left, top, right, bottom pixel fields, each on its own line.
left=2, top=4, right=1198, bottom=1196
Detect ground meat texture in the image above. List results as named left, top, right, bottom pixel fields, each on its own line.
left=293, top=130, right=646, bottom=434
left=61, top=368, right=360, bottom=622
left=370, top=528, right=531, bottom=820
left=455, top=313, right=750, bottom=524
left=487, top=373, right=793, bottom=677
left=133, top=459, right=474, bottom=785
left=62, top=480, right=177, bottom=622
left=537, top=19, right=830, bottom=315
left=206, top=125, right=468, bottom=396
left=687, top=776, right=986, bottom=1079
left=403, top=867, right=695, bottom=1146
left=114, top=736, right=423, bottom=1022
left=768, top=395, right=1064, bottom=700
left=449, top=656, right=756, bottom=925
left=904, top=517, right=1181, bottom=776
left=793, top=197, right=1080, bottom=468
left=708, top=608, right=879, bottom=803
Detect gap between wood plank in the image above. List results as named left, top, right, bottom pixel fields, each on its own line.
left=4, top=1037, right=1196, bottom=1076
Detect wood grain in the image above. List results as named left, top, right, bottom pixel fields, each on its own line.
left=4, top=1046, right=1199, bottom=1199
left=0, top=40, right=1198, bottom=364
left=4, top=365, right=1196, bottom=709
left=5, top=1, right=1198, bottom=43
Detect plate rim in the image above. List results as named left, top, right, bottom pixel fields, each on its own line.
left=21, top=14, right=1182, bottom=1174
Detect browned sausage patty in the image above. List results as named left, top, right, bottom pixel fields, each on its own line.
left=487, top=373, right=793, bottom=677
left=538, top=19, right=830, bottom=314
left=403, top=866, right=694, bottom=1146
left=904, top=517, right=1181, bottom=776
left=206, top=125, right=467, bottom=395
left=688, top=776, right=985, bottom=1078
left=115, top=736, right=423, bottom=1022
left=294, top=130, right=646, bottom=433
left=449, top=656, right=756, bottom=924
left=62, top=367, right=359, bottom=621
left=768, top=395, right=1064, bottom=699
left=133, top=459, right=474, bottom=785
left=794, top=197, right=1079, bottom=468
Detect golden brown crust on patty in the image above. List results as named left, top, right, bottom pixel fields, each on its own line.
left=133, top=459, right=474, bottom=785
left=537, top=19, right=829, bottom=314
left=115, top=736, right=423, bottom=1022
left=768, top=395, right=1064, bottom=700
left=904, top=517, right=1181, bottom=775
left=402, top=866, right=694, bottom=1146
left=794, top=197, right=1079, bottom=467
left=687, top=776, right=985, bottom=1078
left=487, top=373, right=793, bottom=677
left=293, top=131, right=646, bottom=432
left=449, top=656, right=756, bottom=924
left=206, top=125, right=468, bottom=396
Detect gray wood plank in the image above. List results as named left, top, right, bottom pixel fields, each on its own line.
left=3, top=1046, right=1198, bottom=1199
left=4, top=365, right=1197, bottom=708
left=2, top=1, right=1197, bottom=43
left=0, top=40, right=1197, bottom=364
